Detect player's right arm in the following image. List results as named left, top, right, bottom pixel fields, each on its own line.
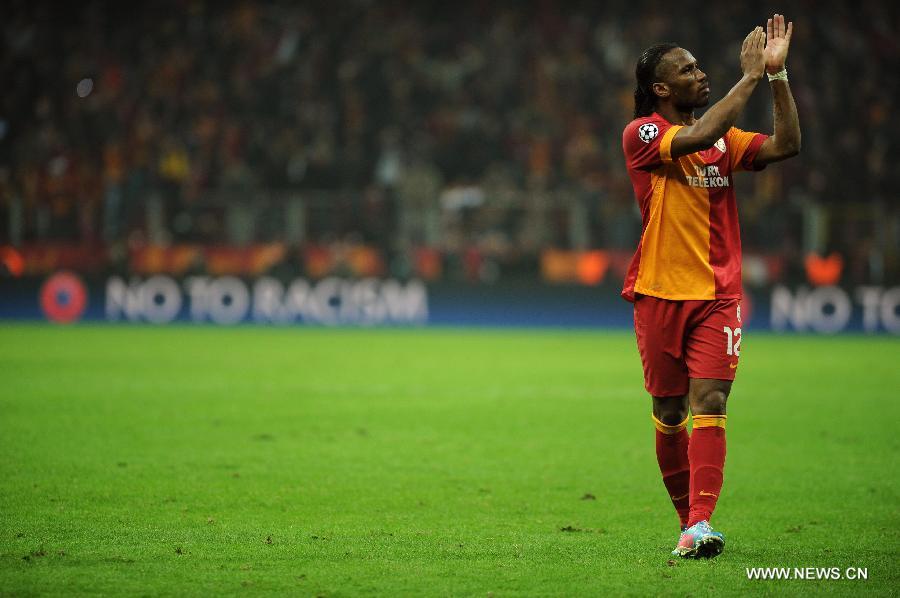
left=753, top=14, right=801, bottom=165
left=669, top=27, right=767, bottom=159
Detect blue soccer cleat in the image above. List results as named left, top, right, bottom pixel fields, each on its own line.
left=671, top=520, right=725, bottom=558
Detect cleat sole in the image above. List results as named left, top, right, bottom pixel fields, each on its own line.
left=671, top=545, right=698, bottom=558
left=694, top=535, right=725, bottom=559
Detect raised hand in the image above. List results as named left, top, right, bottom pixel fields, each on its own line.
left=740, top=26, right=766, bottom=80
left=764, top=14, right=793, bottom=74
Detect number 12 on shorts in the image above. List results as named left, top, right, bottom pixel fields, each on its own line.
left=723, top=326, right=742, bottom=356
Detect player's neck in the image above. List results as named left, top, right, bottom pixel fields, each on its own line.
left=656, top=104, right=696, bottom=126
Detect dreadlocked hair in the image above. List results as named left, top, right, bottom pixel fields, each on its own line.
left=633, top=43, right=679, bottom=118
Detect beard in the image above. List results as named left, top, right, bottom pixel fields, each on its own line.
left=675, top=94, right=710, bottom=112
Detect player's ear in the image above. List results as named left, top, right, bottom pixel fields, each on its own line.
left=652, top=82, right=670, bottom=99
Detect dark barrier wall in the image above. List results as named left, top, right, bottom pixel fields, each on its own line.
left=2, top=273, right=899, bottom=334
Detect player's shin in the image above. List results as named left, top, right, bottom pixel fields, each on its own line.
left=687, top=415, right=727, bottom=526
left=653, top=414, right=691, bottom=528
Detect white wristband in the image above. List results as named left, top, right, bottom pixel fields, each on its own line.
left=767, top=68, right=788, bottom=82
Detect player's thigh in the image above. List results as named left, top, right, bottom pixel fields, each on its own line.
left=634, top=296, right=690, bottom=397
left=684, top=299, right=742, bottom=381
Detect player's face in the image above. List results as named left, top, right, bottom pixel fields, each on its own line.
left=659, top=48, right=710, bottom=110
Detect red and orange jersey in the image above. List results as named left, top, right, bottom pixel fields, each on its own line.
left=621, top=113, right=768, bottom=302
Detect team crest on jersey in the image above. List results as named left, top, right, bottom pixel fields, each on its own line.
left=638, top=123, right=659, bottom=143
left=714, top=138, right=726, bottom=153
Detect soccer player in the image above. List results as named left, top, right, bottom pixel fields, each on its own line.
left=621, top=15, right=800, bottom=558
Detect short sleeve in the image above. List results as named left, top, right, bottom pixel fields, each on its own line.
left=726, top=127, right=769, bottom=171
left=623, top=116, right=683, bottom=171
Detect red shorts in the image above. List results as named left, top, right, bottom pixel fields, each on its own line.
left=633, top=295, right=743, bottom=397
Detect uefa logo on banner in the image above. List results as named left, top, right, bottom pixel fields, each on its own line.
left=40, top=271, right=88, bottom=324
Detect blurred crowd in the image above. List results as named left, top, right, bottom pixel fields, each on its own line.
left=1, top=0, right=897, bottom=283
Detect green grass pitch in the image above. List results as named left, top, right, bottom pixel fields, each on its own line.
left=1, top=324, right=898, bottom=596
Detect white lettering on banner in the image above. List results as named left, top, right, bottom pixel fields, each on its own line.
left=252, top=277, right=283, bottom=322
left=184, top=276, right=210, bottom=321
left=383, top=279, right=429, bottom=322
left=855, top=286, right=900, bottom=333
left=880, top=287, right=900, bottom=334
left=771, top=285, right=900, bottom=333
left=185, top=275, right=251, bottom=323
left=312, top=277, right=341, bottom=324
left=106, top=276, right=180, bottom=323
left=251, top=276, right=428, bottom=325
left=342, top=278, right=386, bottom=325
left=285, top=279, right=312, bottom=321
left=807, top=287, right=852, bottom=333
left=208, top=276, right=250, bottom=324
left=856, top=286, right=882, bottom=332
left=106, top=277, right=143, bottom=321
left=107, top=276, right=428, bottom=325
left=142, top=276, right=182, bottom=323
left=771, top=286, right=851, bottom=333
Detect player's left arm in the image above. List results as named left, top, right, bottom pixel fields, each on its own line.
left=753, top=14, right=801, bottom=166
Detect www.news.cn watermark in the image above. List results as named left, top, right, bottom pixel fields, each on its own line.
left=746, top=567, right=868, bottom=581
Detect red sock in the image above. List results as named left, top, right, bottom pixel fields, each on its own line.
left=653, top=415, right=690, bottom=528
left=687, top=415, right=727, bottom=527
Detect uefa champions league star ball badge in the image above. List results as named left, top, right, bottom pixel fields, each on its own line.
left=638, top=123, right=659, bottom=143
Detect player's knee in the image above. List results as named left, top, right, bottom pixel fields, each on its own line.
left=656, top=407, right=689, bottom=425
left=692, top=390, right=727, bottom=415
left=652, top=396, right=689, bottom=425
